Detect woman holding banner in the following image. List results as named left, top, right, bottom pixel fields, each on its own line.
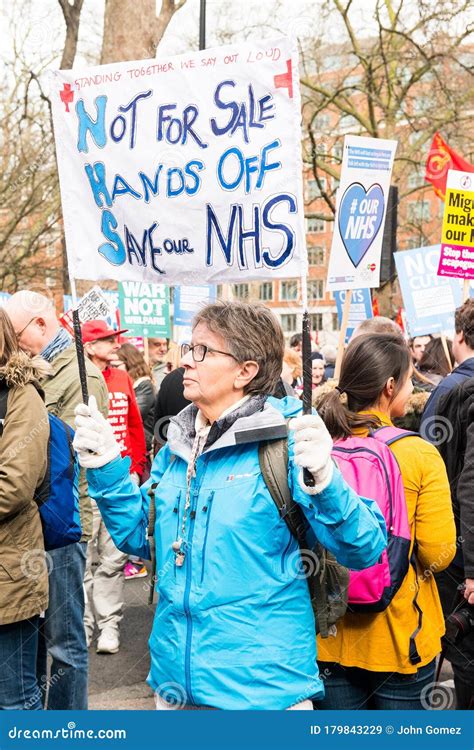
left=72, top=301, right=386, bottom=711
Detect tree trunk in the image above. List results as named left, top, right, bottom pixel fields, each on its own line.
left=58, top=0, right=85, bottom=69
left=100, top=0, right=186, bottom=64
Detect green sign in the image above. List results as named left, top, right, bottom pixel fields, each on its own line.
left=118, top=282, right=171, bottom=337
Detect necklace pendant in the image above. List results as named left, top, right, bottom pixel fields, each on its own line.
left=175, top=552, right=185, bottom=567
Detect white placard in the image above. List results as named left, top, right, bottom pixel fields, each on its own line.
left=51, top=37, right=307, bottom=286
left=326, top=135, right=397, bottom=292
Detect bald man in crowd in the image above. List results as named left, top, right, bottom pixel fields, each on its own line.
left=5, top=291, right=108, bottom=710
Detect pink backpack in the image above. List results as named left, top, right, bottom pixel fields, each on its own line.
left=332, top=426, right=415, bottom=613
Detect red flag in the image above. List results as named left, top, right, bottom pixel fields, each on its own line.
left=372, top=296, right=379, bottom=317
left=425, top=132, right=474, bottom=200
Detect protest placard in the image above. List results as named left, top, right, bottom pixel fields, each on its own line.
left=334, top=288, right=373, bottom=343
left=327, top=135, right=397, bottom=292
left=437, top=170, right=474, bottom=283
left=118, top=281, right=171, bottom=337
left=60, top=285, right=118, bottom=334
left=173, top=285, right=216, bottom=326
left=63, top=290, right=119, bottom=314
left=395, top=245, right=462, bottom=337
left=50, top=37, right=307, bottom=286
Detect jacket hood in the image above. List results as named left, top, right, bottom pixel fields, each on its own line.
left=268, top=394, right=304, bottom=419
left=0, top=353, right=51, bottom=388
left=167, top=394, right=303, bottom=462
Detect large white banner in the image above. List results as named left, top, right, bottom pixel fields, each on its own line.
left=326, top=135, right=397, bottom=292
left=51, top=38, right=307, bottom=285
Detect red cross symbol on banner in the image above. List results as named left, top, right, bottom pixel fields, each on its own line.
left=60, top=83, right=74, bottom=112
left=273, top=59, right=293, bottom=98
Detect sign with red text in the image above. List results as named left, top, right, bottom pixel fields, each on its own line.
left=437, top=170, right=474, bottom=279
left=51, top=38, right=307, bottom=285
left=60, top=286, right=117, bottom=334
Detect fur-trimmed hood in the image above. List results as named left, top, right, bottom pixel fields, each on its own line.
left=0, top=353, right=52, bottom=389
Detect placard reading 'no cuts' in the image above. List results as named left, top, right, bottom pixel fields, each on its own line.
left=326, top=135, right=397, bottom=292
left=50, top=37, right=307, bottom=286
left=395, top=245, right=463, bottom=336
left=438, top=170, right=474, bottom=279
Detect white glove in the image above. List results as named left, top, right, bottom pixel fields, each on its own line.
left=289, top=413, right=334, bottom=494
left=74, top=395, right=121, bottom=469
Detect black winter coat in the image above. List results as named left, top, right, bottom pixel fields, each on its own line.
left=134, top=378, right=155, bottom=451
left=455, top=402, right=474, bottom=578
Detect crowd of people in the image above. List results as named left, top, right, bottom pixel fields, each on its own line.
left=0, top=291, right=472, bottom=711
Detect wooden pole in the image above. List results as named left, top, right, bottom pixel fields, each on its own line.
left=463, top=278, right=470, bottom=302
left=440, top=334, right=453, bottom=372
left=334, top=290, right=352, bottom=381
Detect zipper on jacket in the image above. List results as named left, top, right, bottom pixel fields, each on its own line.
left=182, top=454, right=211, bottom=705
left=183, top=487, right=198, bottom=705
left=200, top=491, right=215, bottom=583
left=333, top=445, right=394, bottom=530
left=173, top=491, right=182, bottom=579
left=183, top=452, right=212, bottom=704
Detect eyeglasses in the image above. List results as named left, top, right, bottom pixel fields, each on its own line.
left=180, top=343, right=237, bottom=363
left=15, top=317, right=37, bottom=341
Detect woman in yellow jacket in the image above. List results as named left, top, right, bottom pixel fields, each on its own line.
left=315, top=332, right=456, bottom=710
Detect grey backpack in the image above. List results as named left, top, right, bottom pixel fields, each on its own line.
left=259, top=436, right=349, bottom=638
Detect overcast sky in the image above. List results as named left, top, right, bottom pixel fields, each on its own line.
left=0, top=0, right=384, bottom=70
left=1, top=0, right=471, bottom=76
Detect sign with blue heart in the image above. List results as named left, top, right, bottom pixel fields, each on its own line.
left=327, top=135, right=397, bottom=292
left=338, top=183, right=385, bottom=267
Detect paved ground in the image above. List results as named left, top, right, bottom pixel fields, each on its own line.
left=87, top=564, right=456, bottom=710
left=88, top=567, right=156, bottom=710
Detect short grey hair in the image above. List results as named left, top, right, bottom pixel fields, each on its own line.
left=352, top=316, right=403, bottom=340
left=193, top=301, right=285, bottom=395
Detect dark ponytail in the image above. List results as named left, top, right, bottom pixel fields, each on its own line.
left=317, top=333, right=412, bottom=439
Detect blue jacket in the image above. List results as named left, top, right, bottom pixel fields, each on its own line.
left=87, top=396, right=386, bottom=710
left=420, top=356, right=474, bottom=434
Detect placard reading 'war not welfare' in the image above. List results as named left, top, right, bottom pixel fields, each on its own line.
left=51, top=38, right=307, bottom=285
left=118, top=282, right=171, bottom=338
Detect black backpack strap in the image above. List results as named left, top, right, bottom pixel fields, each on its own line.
left=408, top=555, right=423, bottom=665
